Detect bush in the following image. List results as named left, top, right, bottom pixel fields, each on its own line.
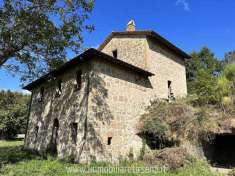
left=139, top=99, right=219, bottom=145
left=143, top=147, right=191, bottom=170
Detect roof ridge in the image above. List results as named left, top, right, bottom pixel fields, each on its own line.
left=98, top=30, right=190, bottom=59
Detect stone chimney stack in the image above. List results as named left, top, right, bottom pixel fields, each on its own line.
left=126, top=20, right=136, bottom=31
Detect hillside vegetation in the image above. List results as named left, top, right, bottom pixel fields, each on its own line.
left=0, top=140, right=219, bottom=176
left=138, top=48, right=235, bottom=172
left=0, top=91, right=30, bottom=139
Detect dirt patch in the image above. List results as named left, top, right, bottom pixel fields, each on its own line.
left=144, top=147, right=191, bottom=170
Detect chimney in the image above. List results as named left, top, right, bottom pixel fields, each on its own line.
left=126, top=20, right=135, bottom=31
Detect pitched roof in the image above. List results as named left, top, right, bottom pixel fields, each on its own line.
left=98, top=30, right=190, bottom=59
left=23, top=48, right=154, bottom=90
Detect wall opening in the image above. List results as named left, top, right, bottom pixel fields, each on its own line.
left=76, top=70, right=82, bottom=90
left=168, top=80, right=175, bottom=100
left=112, top=50, right=117, bottom=58
left=49, top=118, right=59, bottom=155
left=203, top=134, right=235, bottom=168
left=56, top=79, right=62, bottom=97
left=71, top=123, right=78, bottom=144
left=39, top=87, right=44, bottom=102
left=107, top=137, right=112, bottom=145
left=34, top=126, right=39, bottom=143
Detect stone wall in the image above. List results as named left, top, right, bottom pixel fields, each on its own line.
left=101, top=35, right=187, bottom=100
left=146, top=38, right=187, bottom=99
left=85, top=58, right=152, bottom=162
left=101, top=35, right=148, bottom=69
left=24, top=62, right=91, bottom=160
left=24, top=58, right=152, bottom=163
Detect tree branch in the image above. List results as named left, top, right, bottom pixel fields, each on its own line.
left=0, top=45, right=25, bottom=67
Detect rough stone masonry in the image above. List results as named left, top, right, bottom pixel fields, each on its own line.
left=23, top=21, right=189, bottom=163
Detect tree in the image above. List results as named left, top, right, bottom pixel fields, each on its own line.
left=0, top=0, right=94, bottom=83
left=216, top=64, right=235, bottom=112
left=224, top=51, right=235, bottom=65
left=0, top=90, right=30, bottom=139
left=186, top=47, right=222, bottom=104
left=191, top=69, right=218, bottom=105
left=186, top=47, right=222, bottom=88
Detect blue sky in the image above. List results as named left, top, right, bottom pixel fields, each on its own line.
left=1, top=0, right=235, bottom=92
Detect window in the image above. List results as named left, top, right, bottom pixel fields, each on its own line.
left=112, top=49, right=117, bottom=58
left=75, top=70, right=82, bottom=90
left=39, top=87, right=44, bottom=102
left=51, top=119, right=59, bottom=155
left=168, top=81, right=174, bottom=99
left=35, top=126, right=39, bottom=142
left=107, top=137, right=112, bottom=145
left=56, top=79, right=62, bottom=97
left=71, top=123, right=78, bottom=144
left=58, top=80, right=62, bottom=92
left=168, top=81, right=172, bottom=89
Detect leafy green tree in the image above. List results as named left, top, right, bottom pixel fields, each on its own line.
left=0, top=0, right=94, bottom=83
left=191, top=69, right=218, bottom=105
left=186, top=47, right=222, bottom=105
left=216, top=64, right=235, bottom=112
left=0, top=90, right=30, bottom=139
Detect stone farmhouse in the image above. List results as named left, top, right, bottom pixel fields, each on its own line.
left=23, top=21, right=190, bottom=163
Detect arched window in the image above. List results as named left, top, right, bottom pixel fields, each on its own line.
left=107, top=137, right=112, bottom=145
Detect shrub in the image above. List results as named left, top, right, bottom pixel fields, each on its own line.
left=139, top=99, right=219, bottom=146
left=143, top=147, right=192, bottom=170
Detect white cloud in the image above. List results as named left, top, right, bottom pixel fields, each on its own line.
left=91, top=45, right=100, bottom=49
left=176, top=0, right=190, bottom=11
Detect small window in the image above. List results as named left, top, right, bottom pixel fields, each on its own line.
left=168, top=80, right=174, bottom=98
left=76, top=70, right=82, bottom=90
left=56, top=79, right=62, bottom=97
left=39, top=87, right=44, bottom=102
left=112, top=50, right=117, bottom=58
left=168, top=81, right=172, bottom=89
left=35, top=126, right=39, bottom=141
left=71, top=123, right=78, bottom=144
left=107, top=137, right=112, bottom=145
left=58, top=80, right=62, bottom=92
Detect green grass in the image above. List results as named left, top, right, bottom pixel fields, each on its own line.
left=0, top=140, right=221, bottom=176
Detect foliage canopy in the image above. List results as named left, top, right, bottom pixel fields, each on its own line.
left=0, top=0, right=94, bottom=83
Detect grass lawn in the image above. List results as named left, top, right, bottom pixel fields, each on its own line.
left=0, top=140, right=221, bottom=176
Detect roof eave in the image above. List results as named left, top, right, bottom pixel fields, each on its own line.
left=23, top=49, right=154, bottom=90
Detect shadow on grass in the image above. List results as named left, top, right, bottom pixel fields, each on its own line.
left=0, top=140, right=41, bottom=168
